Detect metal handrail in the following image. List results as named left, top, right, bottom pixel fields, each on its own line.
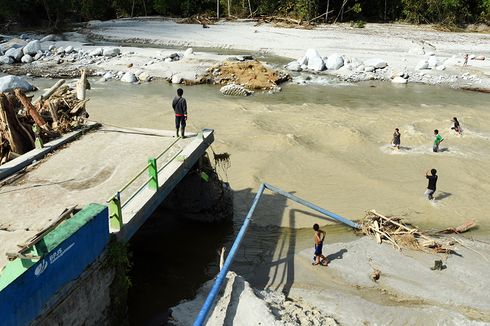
left=193, top=183, right=360, bottom=326
left=158, top=149, right=184, bottom=173
left=121, top=178, right=152, bottom=208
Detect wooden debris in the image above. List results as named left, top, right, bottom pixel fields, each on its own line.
left=0, top=76, right=90, bottom=165
left=361, top=209, right=455, bottom=254
left=439, top=219, right=477, bottom=234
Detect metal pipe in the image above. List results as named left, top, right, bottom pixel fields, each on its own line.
left=264, top=183, right=360, bottom=229
left=193, top=183, right=266, bottom=326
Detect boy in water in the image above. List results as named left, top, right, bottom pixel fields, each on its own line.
left=312, top=224, right=328, bottom=266
left=451, top=117, right=462, bottom=134
left=392, top=128, right=401, bottom=149
left=425, top=169, right=438, bottom=200
left=433, top=129, right=444, bottom=152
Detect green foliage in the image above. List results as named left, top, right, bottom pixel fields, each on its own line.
left=350, top=19, right=366, bottom=28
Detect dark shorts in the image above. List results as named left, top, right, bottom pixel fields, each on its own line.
left=314, top=242, right=323, bottom=257
left=175, top=115, right=186, bottom=129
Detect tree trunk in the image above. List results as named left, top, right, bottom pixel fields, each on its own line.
left=325, top=0, right=330, bottom=22
left=14, top=89, right=48, bottom=129
left=0, top=94, right=34, bottom=156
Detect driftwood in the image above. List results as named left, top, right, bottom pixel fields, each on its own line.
left=0, top=74, right=90, bottom=165
left=361, top=209, right=454, bottom=254
left=439, top=219, right=477, bottom=234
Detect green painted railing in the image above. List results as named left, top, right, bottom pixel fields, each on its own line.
left=106, top=132, right=204, bottom=231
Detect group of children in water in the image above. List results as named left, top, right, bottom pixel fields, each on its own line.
left=313, top=117, right=464, bottom=267
left=391, top=117, right=462, bottom=152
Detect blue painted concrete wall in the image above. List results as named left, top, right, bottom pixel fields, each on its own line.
left=0, top=205, right=109, bottom=326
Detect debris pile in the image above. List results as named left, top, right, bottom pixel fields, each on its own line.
left=360, top=210, right=475, bottom=254
left=206, top=59, right=290, bottom=93
left=0, top=73, right=90, bottom=165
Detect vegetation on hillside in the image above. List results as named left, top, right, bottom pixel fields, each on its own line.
left=0, top=0, right=489, bottom=31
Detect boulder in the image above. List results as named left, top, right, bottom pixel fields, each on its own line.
left=120, top=72, right=138, bottom=83
left=220, top=84, right=253, bottom=96
left=0, top=56, right=14, bottom=64
left=285, top=61, right=302, bottom=72
left=1, top=38, right=27, bottom=52
left=474, top=55, right=485, bottom=60
left=364, top=66, right=375, bottom=72
left=171, top=74, right=183, bottom=84
left=326, top=53, right=344, bottom=70
left=392, top=76, right=408, bottom=84
left=48, top=45, right=55, bottom=51
left=64, top=45, right=74, bottom=54
left=138, top=71, right=151, bottom=82
left=57, top=47, right=65, bottom=54
left=103, top=47, right=120, bottom=57
left=304, top=49, right=325, bottom=71
left=415, top=60, right=429, bottom=70
left=435, top=65, right=446, bottom=71
left=40, top=34, right=57, bottom=42
left=183, top=48, right=194, bottom=57
left=21, top=54, right=33, bottom=63
left=23, top=40, right=41, bottom=55
left=89, top=48, right=103, bottom=56
left=164, top=58, right=173, bottom=63
left=428, top=56, right=439, bottom=69
left=0, top=75, right=37, bottom=92
left=103, top=72, right=113, bottom=80
left=5, top=47, right=24, bottom=61
left=363, top=58, right=388, bottom=69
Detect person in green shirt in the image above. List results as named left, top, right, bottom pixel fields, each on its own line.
left=433, top=129, right=444, bottom=152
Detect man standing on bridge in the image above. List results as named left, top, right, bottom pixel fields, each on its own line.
left=172, top=88, right=187, bottom=138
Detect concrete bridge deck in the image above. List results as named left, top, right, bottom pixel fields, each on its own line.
left=0, top=125, right=214, bottom=271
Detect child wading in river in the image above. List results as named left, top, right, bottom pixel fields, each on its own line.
left=312, top=224, right=329, bottom=266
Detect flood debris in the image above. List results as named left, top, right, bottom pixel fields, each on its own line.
left=0, top=71, right=90, bottom=165
left=361, top=209, right=457, bottom=254
left=438, top=219, right=477, bottom=234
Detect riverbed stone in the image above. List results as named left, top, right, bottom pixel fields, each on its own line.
left=138, top=71, right=151, bottom=82
left=416, top=60, right=429, bottom=70
left=326, top=53, right=344, bottom=70
left=428, top=56, right=439, bottom=69
left=89, top=48, right=103, bottom=56
left=435, top=65, right=446, bottom=71
left=285, top=61, right=302, bottom=72
left=303, top=49, right=325, bottom=71
left=171, top=74, right=183, bottom=84
left=23, top=40, right=41, bottom=55
left=474, top=55, right=485, bottom=60
left=103, top=47, right=120, bottom=57
left=40, top=34, right=56, bottom=42
left=392, top=76, right=408, bottom=84
left=64, top=45, right=74, bottom=54
left=121, top=72, right=138, bottom=83
left=220, top=84, right=253, bottom=96
left=363, top=58, right=388, bottom=69
left=183, top=48, right=193, bottom=57
left=0, top=56, right=14, bottom=64
left=0, top=75, right=37, bottom=92
left=5, top=47, right=24, bottom=61
left=364, top=66, right=375, bottom=72
left=102, top=72, right=113, bottom=80
left=21, top=54, right=33, bottom=63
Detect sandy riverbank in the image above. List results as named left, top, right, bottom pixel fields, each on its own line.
left=171, top=235, right=490, bottom=325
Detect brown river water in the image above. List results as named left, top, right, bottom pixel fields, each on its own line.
left=31, top=77, right=490, bottom=324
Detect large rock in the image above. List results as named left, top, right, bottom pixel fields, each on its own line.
left=326, top=53, right=344, bottom=70
left=103, top=47, right=120, bottom=57
left=137, top=71, right=151, bottom=82
left=392, top=76, right=408, bottom=84
left=1, top=38, right=27, bottom=52
left=220, top=84, right=253, bottom=96
left=363, top=58, right=388, bottom=69
left=40, top=34, right=57, bottom=42
left=21, top=54, right=33, bottom=63
left=120, top=72, right=138, bottom=83
left=34, top=52, right=44, bottom=61
left=0, top=56, right=14, bottom=64
left=64, top=45, right=74, bottom=54
left=0, top=75, right=37, bottom=93
left=416, top=60, right=429, bottom=70
left=23, top=40, right=41, bottom=55
left=304, top=49, right=325, bottom=71
left=183, top=48, right=193, bottom=57
left=5, top=47, right=24, bottom=61
left=285, top=61, right=302, bottom=72
left=428, top=56, right=439, bottom=69
left=171, top=74, right=183, bottom=84
left=89, top=48, right=103, bottom=56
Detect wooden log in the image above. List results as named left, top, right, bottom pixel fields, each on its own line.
left=33, top=79, right=65, bottom=104
left=373, top=220, right=382, bottom=244
left=76, top=69, right=88, bottom=101
left=0, top=93, right=34, bottom=155
left=47, top=100, right=59, bottom=123
left=369, top=210, right=433, bottom=241
left=14, top=89, right=48, bottom=130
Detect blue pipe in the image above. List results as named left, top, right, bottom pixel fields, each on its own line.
left=193, top=183, right=266, bottom=326
left=263, top=183, right=360, bottom=229
left=193, top=183, right=359, bottom=325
